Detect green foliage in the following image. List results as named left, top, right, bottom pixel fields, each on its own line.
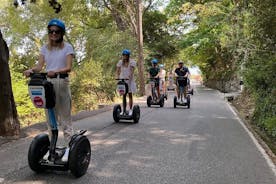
left=143, top=10, right=178, bottom=59
left=264, top=117, right=276, bottom=138
left=167, top=0, right=276, bottom=139
left=239, top=0, right=276, bottom=138
left=172, top=1, right=237, bottom=87
left=71, top=60, right=116, bottom=112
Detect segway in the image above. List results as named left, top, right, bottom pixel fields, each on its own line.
left=27, top=73, right=91, bottom=178
left=167, top=75, right=175, bottom=91
left=173, top=76, right=191, bottom=109
left=187, top=78, right=194, bottom=95
left=113, top=79, right=140, bottom=123
left=147, top=78, right=165, bottom=107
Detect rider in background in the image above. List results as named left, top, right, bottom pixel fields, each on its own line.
left=148, top=59, right=161, bottom=99
left=116, top=49, right=137, bottom=116
left=174, top=61, right=190, bottom=102
left=159, top=64, right=167, bottom=99
left=23, top=18, right=74, bottom=161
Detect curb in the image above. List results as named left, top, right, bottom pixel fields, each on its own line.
left=226, top=97, right=276, bottom=176
left=215, top=89, right=276, bottom=176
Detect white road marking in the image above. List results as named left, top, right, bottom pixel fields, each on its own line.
left=227, top=102, right=276, bottom=176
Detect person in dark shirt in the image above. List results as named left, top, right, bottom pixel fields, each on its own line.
left=148, top=58, right=161, bottom=99
left=174, top=61, right=190, bottom=101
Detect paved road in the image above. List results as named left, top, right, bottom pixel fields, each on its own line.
left=0, top=85, right=275, bottom=184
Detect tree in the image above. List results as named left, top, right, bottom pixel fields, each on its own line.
left=143, top=10, right=178, bottom=60
left=136, top=0, right=145, bottom=95
left=0, top=30, right=20, bottom=136
left=0, top=0, right=59, bottom=136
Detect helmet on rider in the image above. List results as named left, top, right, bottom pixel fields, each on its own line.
left=48, top=18, right=66, bottom=33
left=151, top=58, right=158, bottom=65
left=122, top=49, right=131, bottom=56
left=178, top=60, right=184, bottom=64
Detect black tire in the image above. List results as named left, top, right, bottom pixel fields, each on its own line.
left=113, top=104, right=121, bottom=123
left=187, top=95, right=191, bottom=109
left=147, top=96, right=152, bottom=107
left=173, top=96, right=177, bottom=108
left=69, top=135, right=91, bottom=178
left=133, top=105, right=140, bottom=123
left=160, top=97, right=164, bottom=107
left=28, top=133, right=50, bottom=173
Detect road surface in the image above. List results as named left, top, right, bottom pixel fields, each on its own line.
left=0, top=85, right=275, bottom=184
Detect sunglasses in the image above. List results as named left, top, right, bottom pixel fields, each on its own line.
left=48, top=29, right=62, bottom=34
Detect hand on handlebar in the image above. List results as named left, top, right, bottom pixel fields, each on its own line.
left=47, top=71, right=56, bottom=78
left=23, top=69, right=33, bottom=77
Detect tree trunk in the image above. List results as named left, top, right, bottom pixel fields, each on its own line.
left=136, top=0, right=145, bottom=95
left=0, top=30, right=20, bottom=137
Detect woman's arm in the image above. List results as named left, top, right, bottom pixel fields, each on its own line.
left=116, top=66, right=121, bottom=79
left=23, top=54, right=45, bottom=76
left=54, top=54, right=73, bottom=74
left=129, top=65, right=134, bottom=80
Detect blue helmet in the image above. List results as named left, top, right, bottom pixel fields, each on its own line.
left=122, top=49, right=131, bottom=55
left=151, top=58, right=158, bottom=64
left=48, top=18, right=65, bottom=32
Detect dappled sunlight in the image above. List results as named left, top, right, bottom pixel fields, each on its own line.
left=93, top=138, right=124, bottom=146
left=201, top=88, right=214, bottom=91
left=150, top=127, right=207, bottom=145
left=94, top=169, right=122, bottom=178
left=213, top=116, right=236, bottom=120
left=146, top=120, right=160, bottom=125
left=128, top=159, right=146, bottom=167
left=13, top=181, right=48, bottom=184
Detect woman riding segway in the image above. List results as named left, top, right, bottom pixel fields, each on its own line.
left=113, top=49, right=140, bottom=123
left=24, top=19, right=91, bottom=177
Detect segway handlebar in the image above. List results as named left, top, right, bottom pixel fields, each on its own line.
left=148, top=77, right=159, bottom=80
left=175, top=76, right=187, bottom=81
left=115, top=78, right=129, bottom=82
left=29, top=72, right=48, bottom=77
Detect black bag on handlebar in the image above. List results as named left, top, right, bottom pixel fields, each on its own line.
left=117, top=80, right=129, bottom=94
left=28, top=74, right=56, bottom=108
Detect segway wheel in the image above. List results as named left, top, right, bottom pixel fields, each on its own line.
left=113, top=104, right=121, bottom=123
left=147, top=96, right=152, bottom=107
left=173, top=96, right=177, bottom=108
left=160, top=97, right=164, bottom=107
left=133, top=105, right=140, bottom=123
left=69, top=135, right=91, bottom=178
left=187, top=95, right=191, bottom=109
left=28, top=133, right=50, bottom=173
left=191, top=89, right=194, bottom=95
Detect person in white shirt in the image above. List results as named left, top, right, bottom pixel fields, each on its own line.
left=24, top=18, right=74, bottom=161
left=159, top=64, right=167, bottom=99
left=116, top=49, right=137, bottom=116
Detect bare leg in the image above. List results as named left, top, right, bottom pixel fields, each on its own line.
left=163, top=80, right=166, bottom=95
left=129, top=93, right=133, bottom=109
left=176, top=86, right=180, bottom=99
left=157, top=87, right=160, bottom=99
left=184, top=85, right=187, bottom=98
